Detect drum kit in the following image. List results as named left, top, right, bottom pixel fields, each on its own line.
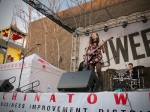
left=107, top=65, right=147, bottom=91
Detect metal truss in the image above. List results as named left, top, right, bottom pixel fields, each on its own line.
left=22, top=0, right=76, bottom=33
left=70, top=35, right=80, bottom=72
left=77, top=10, right=150, bottom=34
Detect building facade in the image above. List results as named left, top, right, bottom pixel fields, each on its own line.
left=0, top=24, right=26, bottom=64
left=26, top=18, right=72, bottom=72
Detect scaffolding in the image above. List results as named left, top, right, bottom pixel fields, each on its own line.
left=70, top=34, right=80, bottom=72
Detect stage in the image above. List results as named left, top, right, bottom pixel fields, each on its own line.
left=0, top=91, right=149, bottom=112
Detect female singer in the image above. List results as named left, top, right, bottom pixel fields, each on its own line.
left=86, top=32, right=105, bottom=89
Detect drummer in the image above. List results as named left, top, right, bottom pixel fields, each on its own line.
left=126, top=63, right=138, bottom=79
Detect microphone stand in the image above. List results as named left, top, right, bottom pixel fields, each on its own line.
left=104, top=55, right=117, bottom=91
left=16, top=44, right=41, bottom=92
left=83, top=50, right=89, bottom=71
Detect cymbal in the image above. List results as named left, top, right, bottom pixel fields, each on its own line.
left=133, top=65, right=145, bottom=70
left=140, top=74, right=148, bottom=76
left=106, top=69, right=116, bottom=71
left=106, top=69, right=116, bottom=74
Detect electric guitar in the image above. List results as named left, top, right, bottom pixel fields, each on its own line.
left=85, top=37, right=114, bottom=62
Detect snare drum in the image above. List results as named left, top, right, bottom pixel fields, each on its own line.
left=113, top=72, right=119, bottom=80
left=113, top=72, right=124, bottom=81
left=123, top=73, right=130, bottom=80
left=123, top=73, right=131, bottom=84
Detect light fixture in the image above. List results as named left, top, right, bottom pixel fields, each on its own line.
left=28, top=0, right=36, bottom=8
left=73, top=32, right=78, bottom=37
left=73, top=29, right=80, bottom=37
left=141, top=15, right=148, bottom=23
left=85, top=30, right=90, bottom=36
left=122, top=21, right=128, bottom=28
left=104, top=26, right=109, bottom=32
left=28, top=0, right=34, bottom=4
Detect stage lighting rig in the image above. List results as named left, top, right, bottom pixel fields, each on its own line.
left=122, top=21, right=128, bottom=28
left=85, top=30, right=90, bottom=36
left=141, top=15, right=148, bottom=23
left=104, top=26, right=109, bottom=32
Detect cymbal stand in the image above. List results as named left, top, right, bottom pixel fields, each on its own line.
left=142, top=77, right=145, bottom=88
left=141, top=69, right=145, bottom=88
left=137, top=69, right=140, bottom=88
left=106, top=66, right=111, bottom=91
left=130, top=79, right=133, bottom=90
left=109, top=76, right=112, bottom=90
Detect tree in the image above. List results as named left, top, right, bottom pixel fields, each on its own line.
left=14, top=0, right=35, bottom=54
left=14, top=0, right=63, bottom=68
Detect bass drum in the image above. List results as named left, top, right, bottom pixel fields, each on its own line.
left=113, top=81, right=128, bottom=91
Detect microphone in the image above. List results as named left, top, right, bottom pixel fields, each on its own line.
left=36, top=44, right=42, bottom=46
left=17, top=42, right=43, bottom=92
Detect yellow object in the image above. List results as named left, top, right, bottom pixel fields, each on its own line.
left=0, top=53, right=4, bottom=64
left=4, top=45, right=21, bottom=63
left=0, top=24, right=26, bottom=64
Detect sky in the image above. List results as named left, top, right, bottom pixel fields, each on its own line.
left=0, top=0, right=16, bottom=30
left=0, top=0, right=80, bottom=33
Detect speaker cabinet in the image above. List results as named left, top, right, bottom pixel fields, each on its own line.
left=57, top=70, right=101, bottom=92
left=0, top=80, right=14, bottom=92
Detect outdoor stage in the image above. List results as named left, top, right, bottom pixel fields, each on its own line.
left=0, top=91, right=149, bottom=112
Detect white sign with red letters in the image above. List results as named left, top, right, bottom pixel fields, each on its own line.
left=0, top=92, right=149, bottom=112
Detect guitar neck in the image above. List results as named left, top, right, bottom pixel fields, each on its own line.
left=90, top=37, right=112, bottom=54
left=92, top=45, right=101, bottom=53
left=91, top=42, right=105, bottom=54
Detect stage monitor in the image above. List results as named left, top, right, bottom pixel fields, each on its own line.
left=57, top=70, right=101, bottom=92
left=0, top=79, right=14, bottom=92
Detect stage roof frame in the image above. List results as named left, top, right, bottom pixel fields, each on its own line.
left=23, top=0, right=150, bottom=33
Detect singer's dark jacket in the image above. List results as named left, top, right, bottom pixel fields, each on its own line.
left=125, top=69, right=138, bottom=79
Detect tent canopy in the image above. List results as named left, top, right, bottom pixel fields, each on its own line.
left=0, top=54, right=65, bottom=92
